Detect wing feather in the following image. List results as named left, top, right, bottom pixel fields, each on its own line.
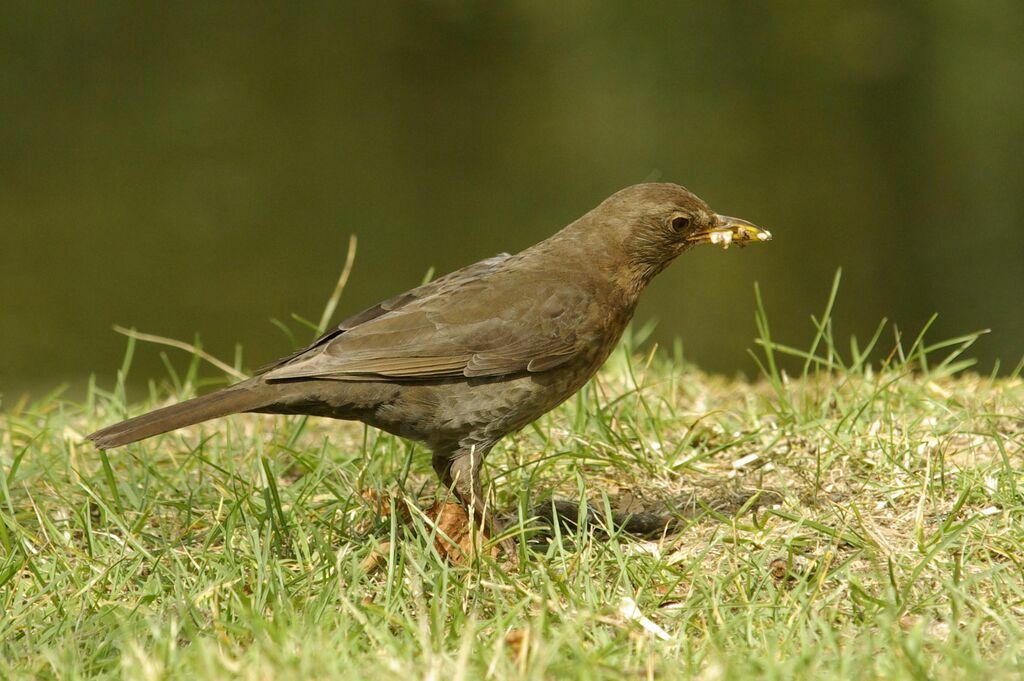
left=262, top=255, right=592, bottom=382
left=256, top=254, right=510, bottom=375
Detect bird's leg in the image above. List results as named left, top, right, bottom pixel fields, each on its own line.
left=432, top=445, right=517, bottom=563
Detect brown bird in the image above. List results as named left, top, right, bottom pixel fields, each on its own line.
left=87, top=183, right=770, bottom=548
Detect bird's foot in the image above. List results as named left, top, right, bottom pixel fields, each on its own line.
left=489, top=517, right=523, bottom=569
left=423, top=499, right=512, bottom=566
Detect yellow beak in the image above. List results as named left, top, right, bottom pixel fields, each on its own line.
left=688, top=215, right=772, bottom=249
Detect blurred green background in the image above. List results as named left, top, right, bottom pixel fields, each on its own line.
left=2, top=2, right=1022, bottom=398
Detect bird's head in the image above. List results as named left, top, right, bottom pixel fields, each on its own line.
left=579, top=183, right=772, bottom=287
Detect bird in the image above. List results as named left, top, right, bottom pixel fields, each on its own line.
left=87, top=183, right=771, bottom=551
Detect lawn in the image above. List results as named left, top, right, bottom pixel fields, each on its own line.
left=2, top=275, right=1022, bottom=680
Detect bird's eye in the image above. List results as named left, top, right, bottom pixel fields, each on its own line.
left=671, top=215, right=691, bottom=232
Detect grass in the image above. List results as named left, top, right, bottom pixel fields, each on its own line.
left=1, top=270, right=1022, bottom=680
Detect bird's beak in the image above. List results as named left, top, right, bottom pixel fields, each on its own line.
left=688, top=215, right=772, bottom=250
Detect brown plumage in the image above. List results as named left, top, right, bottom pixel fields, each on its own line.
left=87, top=183, right=770, bottom=547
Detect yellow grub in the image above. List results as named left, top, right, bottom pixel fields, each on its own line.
left=709, top=229, right=734, bottom=249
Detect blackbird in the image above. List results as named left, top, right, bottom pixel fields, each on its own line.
left=87, top=183, right=770, bottom=546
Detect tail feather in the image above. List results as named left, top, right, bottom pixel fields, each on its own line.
left=87, top=384, right=270, bottom=449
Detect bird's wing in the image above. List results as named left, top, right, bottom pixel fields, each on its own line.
left=262, top=259, right=595, bottom=382
left=256, top=254, right=512, bottom=374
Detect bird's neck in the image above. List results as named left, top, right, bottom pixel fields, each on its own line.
left=525, top=222, right=656, bottom=311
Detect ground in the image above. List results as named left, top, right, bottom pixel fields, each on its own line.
left=1, top=286, right=1022, bottom=680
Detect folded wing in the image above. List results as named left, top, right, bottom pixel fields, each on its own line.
left=262, top=254, right=592, bottom=382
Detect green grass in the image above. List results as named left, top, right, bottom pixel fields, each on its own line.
left=2, top=272, right=1023, bottom=680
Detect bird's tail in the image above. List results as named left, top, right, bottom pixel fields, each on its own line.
left=86, top=383, right=270, bottom=450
